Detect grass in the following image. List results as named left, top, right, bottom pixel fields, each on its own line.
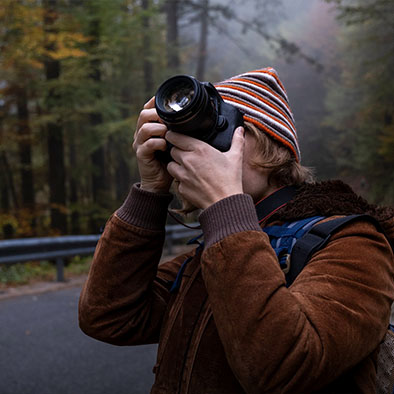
left=0, top=256, right=91, bottom=289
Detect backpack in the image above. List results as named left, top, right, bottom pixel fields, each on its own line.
left=263, top=214, right=394, bottom=394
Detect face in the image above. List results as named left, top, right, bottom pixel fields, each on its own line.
left=242, top=131, right=276, bottom=202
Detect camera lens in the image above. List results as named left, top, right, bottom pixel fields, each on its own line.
left=155, top=75, right=217, bottom=140
left=164, top=83, right=195, bottom=113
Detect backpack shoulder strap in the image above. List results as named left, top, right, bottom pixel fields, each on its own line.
left=287, top=214, right=382, bottom=286
left=263, top=216, right=325, bottom=275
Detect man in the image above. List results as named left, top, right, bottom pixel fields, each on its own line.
left=79, top=68, right=394, bottom=393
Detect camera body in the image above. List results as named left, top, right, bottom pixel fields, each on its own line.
left=154, top=75, right=244, bottom=163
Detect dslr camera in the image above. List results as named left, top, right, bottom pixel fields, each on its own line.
left=154, top=75, right=244, bottom=162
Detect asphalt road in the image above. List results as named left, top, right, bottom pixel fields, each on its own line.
left=0, top=286, right=157, bottom=394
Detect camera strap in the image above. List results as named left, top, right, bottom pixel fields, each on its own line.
left=254, top=185, right=298, bottom=225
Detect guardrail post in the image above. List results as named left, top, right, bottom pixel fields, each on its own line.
left=56, top=258, right=65, bottom=282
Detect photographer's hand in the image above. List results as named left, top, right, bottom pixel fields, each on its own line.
left=133, top=97, right=173, bottom=193
left=166, top=127, right=245, bottom=209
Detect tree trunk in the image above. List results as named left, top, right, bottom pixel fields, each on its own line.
left=88, top=17, right=108, bottom=233
left=1, top=152, right=18, bottom=205
left=117, top=89, right=132, bottom=202
left=16, top=87, right=35, bottom=212
left=0, top=126, right=19, bottom=211
left=44, top=0, right=68, bottom=234
left=90, top=115, right=106, bottom=204
left=196, top=0, right=209, bottom=81
left=166, top=0, right=180, bottom=71
left=0, top=152, right=13, bottom=238
left=115, top=150, right=131, bottom=201
left=141, top=0, right=154, bottom=99
left=89, top=18, right=105, bottom=193
left=0, top=156, right=10, bottom=213
left=68, top=130, right=80, bottom=234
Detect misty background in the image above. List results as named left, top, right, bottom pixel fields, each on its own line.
left=0, top=0, right=393, bottom=239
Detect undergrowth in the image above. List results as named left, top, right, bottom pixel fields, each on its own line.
left=0, top=256, right=91, bottom=288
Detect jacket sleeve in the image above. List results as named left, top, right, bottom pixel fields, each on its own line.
left=78, top=184, right=188, bottom=346
left=199, top=194, right=394, bottom=394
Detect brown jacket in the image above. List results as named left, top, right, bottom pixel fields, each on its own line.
left=79, top=181, right=394, bottom=394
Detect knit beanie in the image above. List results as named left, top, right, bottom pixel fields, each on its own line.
left=215, top=67, right=300, bottom=161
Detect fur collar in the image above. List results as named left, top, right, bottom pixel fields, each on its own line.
left=270, top=180, right=394, bottom=238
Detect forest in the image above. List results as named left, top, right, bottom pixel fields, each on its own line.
left=0, top=0, right=393, bottom=238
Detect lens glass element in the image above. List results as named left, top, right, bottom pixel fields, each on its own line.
left=164, top=84, right=195, bottom=112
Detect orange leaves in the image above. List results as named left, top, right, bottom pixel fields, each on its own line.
left=43, top=32, right=89, bottom=60
left=0, top=2, right=88, bottom=73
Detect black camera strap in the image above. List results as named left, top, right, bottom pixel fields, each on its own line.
left=254, top=185, right=298, bottom=225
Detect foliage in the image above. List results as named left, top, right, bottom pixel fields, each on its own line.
left=0, top=256, right=91, bottom=287
left=323, top=0, right=394, bottom=204
left=0, top=0, right=168, bottom=237
left=1, top=0, right=391, bottom=241
left=0, top=0, right=297, bottom=238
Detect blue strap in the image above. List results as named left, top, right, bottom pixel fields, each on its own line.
left=264, top=216, right=324, bottom=238
left=263, top=216, right=325, bottom=273
left=170, top=255, right=193, bottom=293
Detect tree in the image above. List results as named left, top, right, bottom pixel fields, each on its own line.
left=195, top=0, right=209, bottom=80
left=0, top=0, right=44, bottom=235
left=0, top=0, right=91, bottom=236
left=169, top=1, right=320, bottom=82
left=43, top=0, right=68, bottom=234
left=141, top=0, right=154, bottom=99
left=165, top=0, right=180, bottom=71
left=323, top=0, right=394, bottom=204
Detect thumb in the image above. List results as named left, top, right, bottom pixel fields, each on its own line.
left=228, top=126, right=245, bottom=157
left=143, top=96, right=155, bottom=109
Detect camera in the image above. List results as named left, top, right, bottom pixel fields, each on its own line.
left=154, top=75, right=244, bottom=162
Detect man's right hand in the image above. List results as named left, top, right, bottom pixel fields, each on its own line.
left=133, top=97, right=173, bottom=193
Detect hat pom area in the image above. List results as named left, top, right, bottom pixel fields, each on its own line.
left=215, top=67, right=301, bottom=162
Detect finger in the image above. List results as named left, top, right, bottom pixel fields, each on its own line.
left=135, top=123, right=168, bottom=145
left=167, top=160, right=185, bottom=181
left=136, top=108, right=160, bottom=131
left=227, top=127, right=245, bottom=157
left=143, top=96, right=155, bottom=109
left=165, top=130, right=204, bottom=152
left=136, top=138, right=167, bottom=159
left=169, top=146, right=187, bottom=164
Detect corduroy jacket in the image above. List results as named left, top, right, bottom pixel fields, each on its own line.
left=79, top=181, right=394, bottom=394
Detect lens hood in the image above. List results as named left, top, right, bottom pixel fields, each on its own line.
left=155, top=75, right=217, bottom=139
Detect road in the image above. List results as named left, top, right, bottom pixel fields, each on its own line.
left=0, top=285, right=157, bottom=394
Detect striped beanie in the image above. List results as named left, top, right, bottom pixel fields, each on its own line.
left=215, top=67, right=300, bottom=161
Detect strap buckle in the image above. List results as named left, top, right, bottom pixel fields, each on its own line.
left=281, top=254, right=291, bottom=274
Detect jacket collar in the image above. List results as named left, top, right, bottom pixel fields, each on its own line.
left=269, top=180, right=394, bottom=239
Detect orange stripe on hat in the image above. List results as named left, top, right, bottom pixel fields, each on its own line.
left=218, top=84, right=295, bottom=130
left=221, top=95, right=297, bottom=140
left=249, top=68, right=287, bottom=95
left=244, top=116, right=299, bottom=162
left=229, top=78, right=292, bottom=115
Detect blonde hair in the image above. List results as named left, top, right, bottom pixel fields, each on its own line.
left=245, top=122, right=315, bottom=187
left=172, top=122, right=314, bottom=215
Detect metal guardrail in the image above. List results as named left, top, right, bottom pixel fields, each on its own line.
left=0, top=223, right=201, bottom=282
left=164, top=223, right=201, bottom=255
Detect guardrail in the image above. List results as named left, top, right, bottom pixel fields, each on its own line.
left=0, top=223, right=201, bottom=282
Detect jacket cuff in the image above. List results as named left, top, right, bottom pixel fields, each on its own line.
left=199, top=194, right=262, bottom=248
left=115, top=183, right=173, bottom=230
